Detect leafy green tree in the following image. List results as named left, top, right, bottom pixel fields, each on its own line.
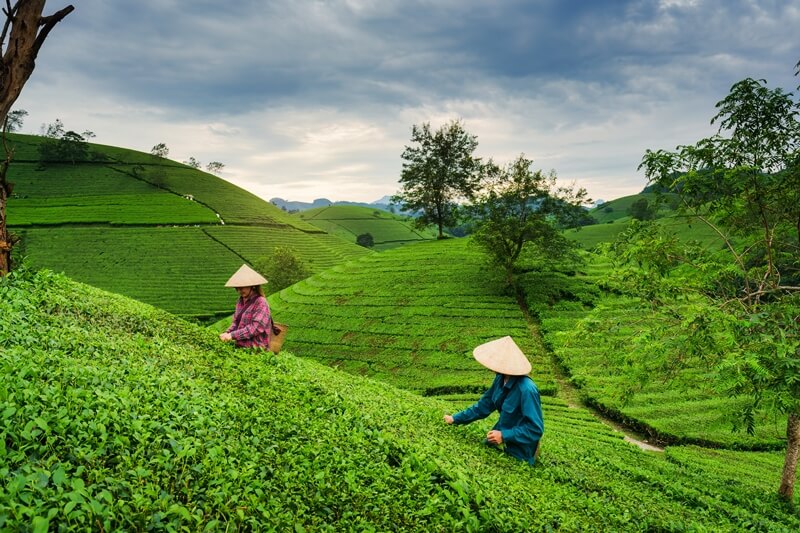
left=254, top=246, right=312, bottom=294
left=394, top=120, right=483, bottom=239
left=150, top=142, right=169, bottom=158
left=183, top=156, right=201, bottom=169
left=356, top=233, right=374, bottom=248
left=470, top=154, right=589, bottom=286
left=4, top=109, right=27, bottom=132
left=628, top=197, right=655, bottom=220
left=635, top=77, right=800, bottom=501
left=37, top=119, right=93, bottom=164
left=206, top=161, right=224, bottom=174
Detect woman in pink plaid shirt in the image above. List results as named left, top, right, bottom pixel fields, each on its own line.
left=219, top=264, right=272, bottom=349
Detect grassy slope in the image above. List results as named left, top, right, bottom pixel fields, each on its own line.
left=2, top=269, right=798, bottom=531
left=269, top=238, right=558, bottom=396
left=295, top=205, right=439, bottom=251
left=5, top=134, right=370, bottom=319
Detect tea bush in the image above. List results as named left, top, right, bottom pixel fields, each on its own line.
left=2, top=269, right=799, bottom=530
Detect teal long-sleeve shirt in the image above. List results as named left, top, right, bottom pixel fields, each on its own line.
left=452, top=374, right=544, bottom=465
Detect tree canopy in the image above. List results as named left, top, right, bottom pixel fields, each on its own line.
left=394, top=120, right=483, bottom=239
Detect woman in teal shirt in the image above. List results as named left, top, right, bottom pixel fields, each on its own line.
left=444, top=336, right=544, bottom=465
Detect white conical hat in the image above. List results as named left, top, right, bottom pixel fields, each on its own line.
left=224, top=264, right=268, bottom=287
left=473, top=336, right=531, bottom=376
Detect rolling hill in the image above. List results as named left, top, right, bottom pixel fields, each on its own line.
left=294, top=205, right=439, bottom=250
left=2, top=267, right=798, bottom=530
left=5, top=133, right=370, bottom=320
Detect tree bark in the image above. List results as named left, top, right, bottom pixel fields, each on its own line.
left=779, top=412, right=800, bottom=502
left=0, top=1, right=74, bottom=276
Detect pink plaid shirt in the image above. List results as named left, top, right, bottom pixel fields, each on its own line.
left=226, top=293, right=271, bottom=349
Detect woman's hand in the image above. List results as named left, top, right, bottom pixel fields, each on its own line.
left=443, top=414, right=454, bottom=424
left=219, top=332, right=233, bottom=342
left=486, top=430, right=503, bottom=444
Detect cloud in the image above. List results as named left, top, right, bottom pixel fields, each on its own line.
left=11, top=0, right=800, bottom=203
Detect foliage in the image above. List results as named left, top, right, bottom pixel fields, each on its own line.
left=628, top=198, right=655, bottom=220
left=3, top=268, right=800, bottom=530
left=254, top=246, right=312, bottom=295
left=183, top=156, right=201, bottom=169
left=150, top=142, right=169, bottom=158
left=37, top=119, right=96, bottom=165
left=205, top=161, right=224, bottom=174
left=356, top=232, right=374, bottom=248
left=636, top=77, right=800, bottom=499
left=3, top=109, right=27, bottom=133
left=470, top=154, right=589, bottom=285
left=394, top=120, right=483, bottom=239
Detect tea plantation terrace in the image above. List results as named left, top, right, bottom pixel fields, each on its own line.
left=1, top=268, right=798, bottom=530
left=5, top=133, right=370, bottom=320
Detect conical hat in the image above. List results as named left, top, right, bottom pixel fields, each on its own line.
left=473, top=336, right=531, bottom=376
left=224, top=264, right=268, bottom=287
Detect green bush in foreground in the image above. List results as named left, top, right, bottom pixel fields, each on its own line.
left=2, top=269, right=800, bottom=531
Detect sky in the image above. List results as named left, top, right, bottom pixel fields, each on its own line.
left=13, top=0, right=800, bottom=204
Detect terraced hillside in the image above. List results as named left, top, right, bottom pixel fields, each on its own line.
left=269, top=238, right=558, bottom=396
left=528, top=257, right=787, bottom=450
left=295, top=205, right=439, bottom=250
left=2, top=268, right=797, bottom=530
left=5, top=134, right=370, bottom=319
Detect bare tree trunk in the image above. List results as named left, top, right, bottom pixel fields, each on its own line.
left=0, top=0, right=74, bottom=276
left=779, top=412, right=800, bottom=502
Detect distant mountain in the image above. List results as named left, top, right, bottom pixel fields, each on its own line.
left=270, top=196, right=403, bottom=213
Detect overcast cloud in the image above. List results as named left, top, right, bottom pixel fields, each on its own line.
left=14, top=0, right=800, bottom=203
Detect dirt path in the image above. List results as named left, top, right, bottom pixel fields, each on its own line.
left=525, top=323, right=665, bottom=453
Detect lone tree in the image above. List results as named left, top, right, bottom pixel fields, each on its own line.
left=470, top=154, right=589, bottom=286
left=0, top=1, right=75, bottom=276
left=393, top=119, right=483, bottom=239
left=356, top=232, right=374, bottom=248
left=254, top=246, right=312, bottom=294
left=635, top=77, right=800, bottom=501
left=150, top=142, right=169, bottom=158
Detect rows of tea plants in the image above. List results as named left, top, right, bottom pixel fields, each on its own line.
left=6, top=134, right=371, bottom=319
left=203, top=225, right=371, bottom=273
left=296, top=205, right=438, bottom=250
left=269, top=238, right=558, bottom=396
left=529, top=256, right=786, bottom=450
left=8, top=194, right=217, bottom=226
left=2, top=268, right=797, bottom=530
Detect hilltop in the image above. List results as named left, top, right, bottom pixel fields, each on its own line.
left=5, top=133, right=370, bottom=320
left=2, top=267, right=798, bottom=530
left=293, top=205, right=439, bottom=250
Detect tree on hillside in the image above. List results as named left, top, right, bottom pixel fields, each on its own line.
left=0, top=1, right=75, bottom=277
left=628, top=197, right=655, bottom=220
left=206, top=161, right=224, bottom=174
left=183, top=156, right=200, bottom=169
left=37, top=118, right=94, bottom=164
left=5, top=108, right=27, bottom=132
left=470, top=154, right=589, bottom=286
left=393, top=120, right=483, bottom=239
left=150, top=142, right=169, bottom=158
left=632, top=77, right=800, bottom=500
left=254, top=246, right=312, bottom=294
left=356, top=232, right=374, bottom=248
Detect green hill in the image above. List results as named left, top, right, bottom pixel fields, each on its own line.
left=589, top=192, right=679, bottom=224
left=295, top=205, right=439, bottom=250
left=268, top=238, right=558, bottom=396
left=2, top=268, right=798, bottom=530
left=5, top=134, right=370, bottom=320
